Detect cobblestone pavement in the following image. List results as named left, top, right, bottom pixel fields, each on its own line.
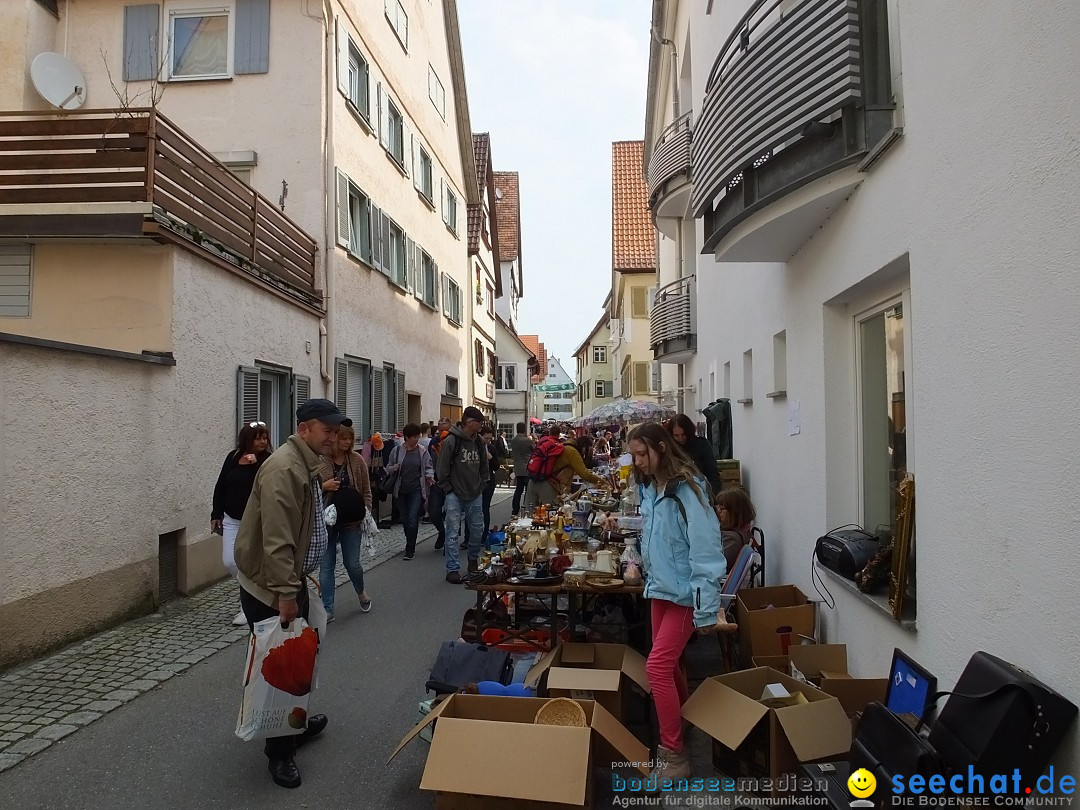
left=0, top=490, right=515, bottom=775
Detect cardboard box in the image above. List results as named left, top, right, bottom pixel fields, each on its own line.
left=682, top=667, right=851, bottom=786
left=388, top=694, right=650, bottom=808
left=524, top=642, right=650, bottom=723
left=753, top=644, right=888, bottom=718
left=735, top=585, right=816, bottom=659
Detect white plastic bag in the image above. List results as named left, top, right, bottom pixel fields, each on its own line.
left=306, top=576, right=327, bottom=642
left=235, top=616, right=320, bottom=741
left=362, top=512, right=379, bottom=557
left=323, top=503, right=338, bottom=527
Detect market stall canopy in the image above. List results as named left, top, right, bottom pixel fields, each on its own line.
left=573, top=399, right=675, bottom=428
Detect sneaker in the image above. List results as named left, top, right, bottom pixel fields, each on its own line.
left=403, top=552, right=414, bottom=561
left=445, top=571, right=462, bottom=584
left=326, top=611, right=335, bottom=623
left=358, top=592, right=372, bottom=612
left=651, top=745, right=691, bottom=781
left=231, top=609, right=247, bottom=626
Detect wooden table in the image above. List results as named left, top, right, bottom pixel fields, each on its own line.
left=562, top=582, right=648, bottom=646
left=465, top=581, right=564, bottom=652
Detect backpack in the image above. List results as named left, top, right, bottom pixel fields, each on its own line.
left=527, top=436, right=565, bottom=482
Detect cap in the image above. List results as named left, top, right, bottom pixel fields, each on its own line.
left=296, top=398, right=352, bottom=427
left=462, top=406, right=484, bottom=423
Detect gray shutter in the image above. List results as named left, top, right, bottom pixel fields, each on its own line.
left=234, top=0, right=270, bottom=74
left=396, top=371, right=406, bottom=431
left=345, top=361, right=366, bottom=432
left=237, top=365, right=260, bottom=434
left=380, top=212, right=392, bottom=277
left=412, top=135, right=421, bottom=191
left=377, top=82, right=388, bottom=148
left=334, top=357, right=348, bottom=410
left=441, top=273, right=450, bottom=317
left=372, top=367, right=385, bottom=432
left=401, top=120, right=411, bottom=176
left=369, top=204, right=382, bottom=270
left=604, top=380, right=613, bottom=397
left=440, top=178, right=448, bottom=226
left=412, top=244, right=424, bottom=300
left=335, top=18, right=349, bottom=97
left=336, top=170, right=350, bottom=248
left=432, top=263, right=440, bottom=309
left=406, top=236, right=416, bottom=294
left=0, top=244, right=31, bottom=317
left=293, top=374, right=311, bottom=421
left=123, top=4, right=160, bottom=82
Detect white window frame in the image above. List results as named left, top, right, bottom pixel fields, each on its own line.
left=418, top=145, right=434, bottom=203
left=594, top=379, right=606, bottom=398
left=347, top=40, right=370, bottom=120
left=496, top=363, right=516, bottom=391
left=385, top=0, right=408, bottom=50
left=445, top=187, right=458, bottom=235
left=347, top=182, right=372, bottom=264
left=445, top=277, right=463, bottom=326
left=428, top=64, right=446, bottom=119
left=420, top=249, right=437, bottom=309
left=445, top=376, right=458, bottom=397
left=592, top=345, right=607, bottom=363
left=167, top=6, right=232, bottom=81
left=386, top=99, right=406, bottom=167
left=387, top=219, right=407, bottom=288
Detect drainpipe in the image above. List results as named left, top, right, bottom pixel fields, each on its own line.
left=676, top=216, right=685, bottom=414
left=319, top=0, right=336, bottom=391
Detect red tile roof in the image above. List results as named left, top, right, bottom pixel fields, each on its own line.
left=468, top=133, right=490, bottom=254
left=493, top=171, right=521, bottom=266
left=519, top=334, right=546, bottom=382
left=612, top=141, right=656, bottom=272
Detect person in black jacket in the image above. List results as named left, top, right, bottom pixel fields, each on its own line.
left=669, top=414, right=720, bottom=497
left=211, top=421, right=272, bottom=625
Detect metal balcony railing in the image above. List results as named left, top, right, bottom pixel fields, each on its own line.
left=647, top=110, right=693, bottom=206
left=650, top=276, right=695, bottom=358
left=0, top=109, right=319, bottom=303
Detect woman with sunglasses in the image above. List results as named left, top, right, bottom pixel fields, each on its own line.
left=212, top=421, right=273, bottom=625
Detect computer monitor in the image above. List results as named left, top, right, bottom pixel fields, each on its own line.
left=885, top=648, right=938, bottom=723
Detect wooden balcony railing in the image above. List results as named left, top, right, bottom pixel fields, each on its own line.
left=0, top=109, right=319, bottom=304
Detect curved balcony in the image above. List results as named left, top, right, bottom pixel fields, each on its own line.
left=647, top=111, right=693, bottom=232
left=650, top=276, right=695, bottom=364
left=692, top=0, right=896, bottom=260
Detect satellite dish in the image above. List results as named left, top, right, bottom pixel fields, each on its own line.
left=31, top=52, right=87, bottom=110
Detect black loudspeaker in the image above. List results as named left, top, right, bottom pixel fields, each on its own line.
left=928, top=651, right=1077, bottom=784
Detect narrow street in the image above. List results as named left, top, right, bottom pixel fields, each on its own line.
left=0, top=493, right=515, bottom=809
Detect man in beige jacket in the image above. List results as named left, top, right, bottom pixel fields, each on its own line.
left=234, top=398, right=349, bottom=789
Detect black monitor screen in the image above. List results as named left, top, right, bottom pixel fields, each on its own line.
left=885, top=648, right=937, bottom=720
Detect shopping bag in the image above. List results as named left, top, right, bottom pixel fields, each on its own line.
left=363, top=512, right=380, bottom=558
left=235, top=616, right=320, bottom=741
left=306, top=577, right=327, bottom=642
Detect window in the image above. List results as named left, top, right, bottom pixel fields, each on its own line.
left=858, top=300, right=907, bottom=534
left=474, top=339, right=484, bottom=376
left=592, top=345, right=607, bottom=363
left=444, top=277, right=463, bottom=325
left=416, top=144, right=434, bottom=202
left=445, top=376, right=458, bottom=397
left=486, top=283, right=495, bottom=318
left=347, top=183, right=372, bottom=263
left=387, top=99, right=405, bottom=166
left=651, top=361, right=661, bottom=394
left=347, top=41, right=370, bottom=119
left=0, top=244, right=32, bottom=317
left=420, top=249, right=438, bottom=309
left=496, top=364, right=516, bottom=391
left=428, top=65, right=446, bottom=118
left=238, top=365, right=309, bottom=449
left=387, top=219, right=406, bottom=287
left=594, top=379, right=607, bottom=398
left=385, top=0, right=408, bottom=50
left=443, top=184, right=459, bottom=235
left=380, top=364, right=405, bottom=433
left=334, top=357, right=371, bottom=439
left=169, top=10, right=230, bottom=79
left=486, top=350, right=497, bottom=382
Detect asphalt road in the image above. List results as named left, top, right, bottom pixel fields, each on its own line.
left=0, top=496, right=514, bottom=810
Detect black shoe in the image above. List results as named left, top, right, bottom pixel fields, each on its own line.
left=467, top=557, right=478, bottom=574
left=268, top=756, right=301, bottom=789
left=433, top=536, right=444, bottom=550
left=403, top=552, right=414, bottom=561
left=445, top=571, right=461, bottom=584
left=299, top=713, right=327, bottom=744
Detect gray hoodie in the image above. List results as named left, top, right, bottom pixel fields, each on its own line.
left=436, top=425, right=489, bottom=500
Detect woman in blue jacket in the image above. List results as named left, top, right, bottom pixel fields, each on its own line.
left=628, top=421, right=728, bottom=779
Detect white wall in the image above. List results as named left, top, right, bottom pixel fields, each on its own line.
left=682, top=0, right=1080, bottom=766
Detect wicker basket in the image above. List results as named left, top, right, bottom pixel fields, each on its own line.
left=534, top=697, right=587, bottom=727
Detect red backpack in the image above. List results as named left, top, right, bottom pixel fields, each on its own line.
left=527, top=436, right=565, bottom=482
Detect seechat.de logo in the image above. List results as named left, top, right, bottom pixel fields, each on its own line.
left=849, top=768, right=878, bottom=808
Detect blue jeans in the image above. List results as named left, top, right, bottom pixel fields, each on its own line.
left=399, top=488, right=424, bottom=555
left=319, top=523, right=365, bottom=613
left=443, top=492, right=485, bottom=573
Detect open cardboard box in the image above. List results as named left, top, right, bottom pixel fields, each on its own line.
left=754, top=644, right=888, bottom=719
left=681, top=667, right=851, bottom=787
left=388, top=693, right=650, bottom=809
left=525, top=642, right=650, bottom=723
left=735, top=585, right=816, bottom=659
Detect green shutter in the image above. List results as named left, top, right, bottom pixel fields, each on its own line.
left=237, top=365, right=260, bottom=434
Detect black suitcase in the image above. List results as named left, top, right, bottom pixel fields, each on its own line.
left=928, top=651, right=1077, bottom=783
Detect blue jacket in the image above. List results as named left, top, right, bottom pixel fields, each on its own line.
left=639, top=477, right=727, bottom=628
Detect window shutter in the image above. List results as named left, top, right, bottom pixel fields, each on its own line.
left=234, top=0, right=270, bottom=75
left=605, top=380, right=614, bottom=397
left=335, top=18, right=349, bottom=96
left=372, top=367, right=385, bottom=432
left=433, top=263, right=441, bottom=309
left=441, top=273, right=450, bottom=318
left=0, top=244, right=31, bottom=317
left=334, top=358, right=348, bottom=410
left=237, top=365, right=261, bottom=434
left=631, top=287, right=648, bottom=319
left=377, top=82, right=388, bottom=149
left=406, top=236, right=416, bottom=294
left=412, top=135, right=421, bottom=191
left=292, top=374, right=311, bottom=420
left=633, top=362, right=649, bottom=394
left=401, top=120, right=411, bottom=176
left=370, top=204, right=382, bottom=270
left=336, top=170, right=350, bottom=248
left=379, top=212, right=392, bottom=277
left=123, top=4, right=160, bottom=82
left=396, top=371, right=406, bottom=430
left=440, top=178, right=449, bottom=226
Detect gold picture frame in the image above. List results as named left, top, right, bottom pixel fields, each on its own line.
left=889, top=473, right=915, bottom=620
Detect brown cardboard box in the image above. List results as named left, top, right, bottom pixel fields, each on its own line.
left=736, top=585, right=816, bottom=659
left=388, top=694, right=650, bottom=808
left=524, top=642, right=650, bottom=723
left=754, top=645, right=888, bottom=720
left=682, top=667, right=851, bottom=787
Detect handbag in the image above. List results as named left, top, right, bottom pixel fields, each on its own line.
left=323, top=503, right=338, bottom=527
left=850, top=702, right=945, bottom=782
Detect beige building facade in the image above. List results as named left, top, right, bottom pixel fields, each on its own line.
left=573, top=312, right=612, bottom=419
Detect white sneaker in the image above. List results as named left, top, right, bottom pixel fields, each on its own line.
left=231, top=609, right=247, bottom=626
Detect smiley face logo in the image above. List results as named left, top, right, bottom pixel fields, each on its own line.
left=848, top=768, right=877, bottom=799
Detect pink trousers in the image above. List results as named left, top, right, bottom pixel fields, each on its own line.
left=646, top=599, right=695, bottom=752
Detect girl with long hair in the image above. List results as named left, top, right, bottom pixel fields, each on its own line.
left=626, top=421, right=728, bottom=779
left=211, top=421, right=273, bottom=625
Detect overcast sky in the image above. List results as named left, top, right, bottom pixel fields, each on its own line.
left=457, top=0, right=652, bottom=379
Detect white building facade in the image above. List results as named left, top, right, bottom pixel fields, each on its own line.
left=645, top=0, right=1080, bottom=766
left=537, top=356, right=575, bottom=423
